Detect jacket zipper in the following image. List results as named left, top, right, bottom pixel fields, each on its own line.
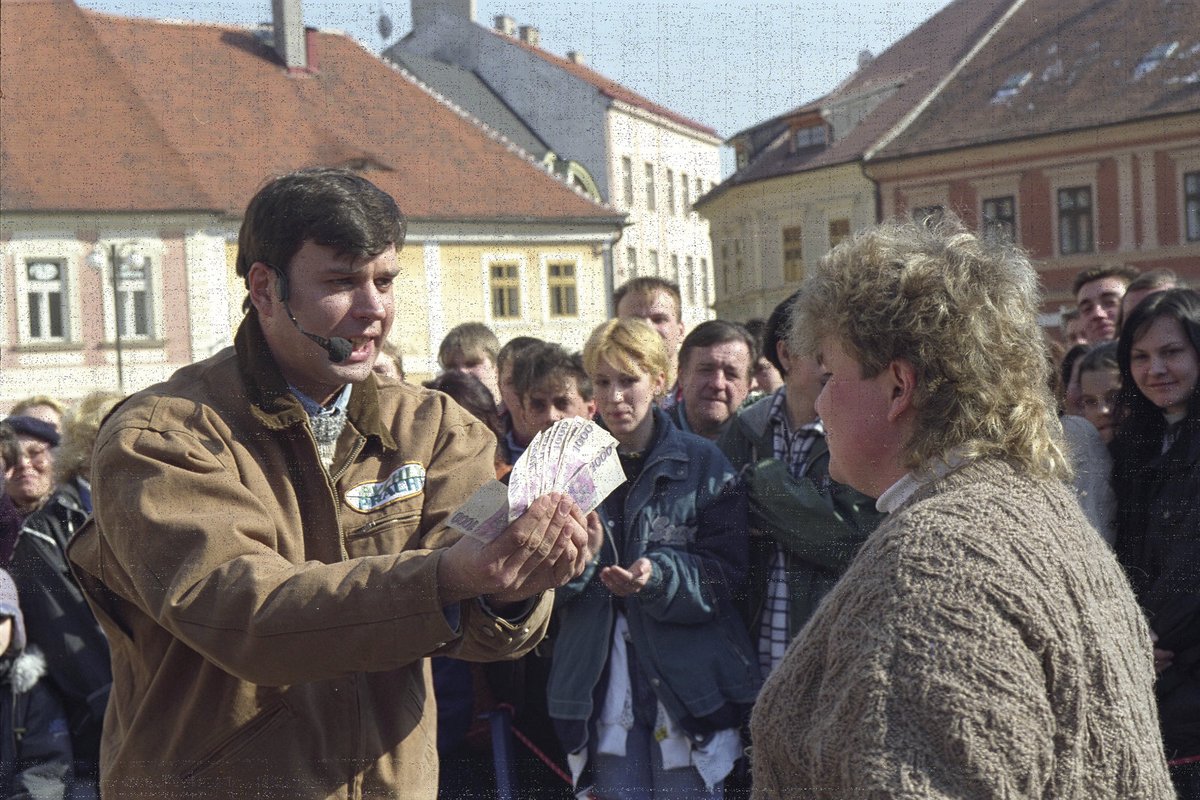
left=302, top=418, right=365, bottom=563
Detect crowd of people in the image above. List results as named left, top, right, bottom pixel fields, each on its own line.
left=0, top=169, right=1196, bottom=800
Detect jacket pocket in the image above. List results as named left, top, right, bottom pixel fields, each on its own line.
left=344, top=508, right=422, bottom=556
left=181, top=700, right=291, bottom=783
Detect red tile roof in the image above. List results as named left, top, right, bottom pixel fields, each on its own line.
left=489, top=28, right=719, bottom=139
left=0, top=0, right=623, bottom=223
left=873, top=0, right=1200, bottom=159
left=695, top=0, right=1014, bottom=207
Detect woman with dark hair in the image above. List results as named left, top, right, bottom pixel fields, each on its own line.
left=1112, top=287, right=1200, bottom=798
left=423, top=371, right=507, bottom=480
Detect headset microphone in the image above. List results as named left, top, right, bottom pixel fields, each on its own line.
left=289, top=314, right=353, bottom=363
left=271, top=265, right=355, bottom=363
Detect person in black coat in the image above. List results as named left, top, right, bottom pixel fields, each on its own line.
left=1, top=566, right=74, bottom=800
left=1111, top=288, right=1200, bottom=799
left=10, top=392, right=120, bottom=799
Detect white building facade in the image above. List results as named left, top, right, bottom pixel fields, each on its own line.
left=389, top=1, right=722, bottom=328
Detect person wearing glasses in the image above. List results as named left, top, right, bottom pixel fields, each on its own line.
left=1, top=416, right=59, bottom=527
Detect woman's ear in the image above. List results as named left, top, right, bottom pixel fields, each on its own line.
left=652, top=371, right=668, bottom=398
left=887, top=358, right=917, bottom=423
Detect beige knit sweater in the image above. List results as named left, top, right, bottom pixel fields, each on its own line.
left=749, top=458, right=1173, bottom=799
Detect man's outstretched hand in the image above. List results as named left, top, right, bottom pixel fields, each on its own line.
left=438, top=493, right=597, bottom=607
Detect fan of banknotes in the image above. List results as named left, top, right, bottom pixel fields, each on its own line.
left=447, top=417, right=627, bottom=542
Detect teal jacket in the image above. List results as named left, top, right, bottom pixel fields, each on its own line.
left=717, top=393, right=885, bottom=640
left=546, top=408, right=760, bottom=744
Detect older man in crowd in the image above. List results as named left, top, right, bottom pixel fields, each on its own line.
left=669, top=320, right=755, bottom=441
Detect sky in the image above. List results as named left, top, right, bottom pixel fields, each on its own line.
left=77, top=0, right=950, bottom=173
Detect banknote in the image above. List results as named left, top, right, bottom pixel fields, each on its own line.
left=448, top=417, right=626, bottom=542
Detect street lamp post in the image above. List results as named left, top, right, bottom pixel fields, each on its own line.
left=86, top=242, right=146, bottom=394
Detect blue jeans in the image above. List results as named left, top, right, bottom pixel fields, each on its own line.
left=589, top=718, right=722, bottom=800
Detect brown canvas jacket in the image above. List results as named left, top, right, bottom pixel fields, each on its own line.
left=67, top=313, right=551, bottom=799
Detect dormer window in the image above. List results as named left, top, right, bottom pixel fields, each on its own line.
left=1133, top=42, right=1177, bottom=80
left=991, top=71, right=1031, bottom=104
left=793, top=125, right=827, bottom=152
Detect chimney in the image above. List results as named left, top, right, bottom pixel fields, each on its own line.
left=518, top=24, right=540, bottom=47
left=494, top=14, right=515, bottom=35
left=411, top=0, right=477, bottom=31
left=272, top=0, right=306, bottom=71
left=567, top=51, right=585, bottom=65
left=305, top=27, right=320, bottom=72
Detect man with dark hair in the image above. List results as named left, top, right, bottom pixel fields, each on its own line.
left=1120, top=268, right=1179, bottom=325
left=671, top=320, right=756, bottom=440
left=495, top=336, right=543, bottom=463
left=719, top=294, right=882, bottom=681
left=745, top=318, right=784, bottom=397
left=1061, top=307, right=1088, bottom=346
left=510, top=342, right=595, bottom=449
left=67, top=168, right=597, bottom=798
left=1074, top=265, right=1140, bottom=343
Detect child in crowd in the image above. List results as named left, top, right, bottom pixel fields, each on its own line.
left=438, top=322, right=500, bottom=401
left=1, top=567, right=73, bottom=798
left=1065, top=338, right=1118, bottom=544
left=548, top=318, right=759, bottom=799
left=1078, top=342, right=1121, bottom=443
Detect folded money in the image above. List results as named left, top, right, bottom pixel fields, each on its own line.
left=448, top=417, right=626, bottom=542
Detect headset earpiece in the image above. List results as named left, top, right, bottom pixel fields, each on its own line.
left=271, top=265, right=290, bottom=302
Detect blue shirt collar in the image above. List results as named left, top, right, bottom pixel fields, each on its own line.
left=288, top=384, right=352, bottom=420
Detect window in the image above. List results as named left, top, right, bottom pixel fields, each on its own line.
left=670, top=253, right=680, bottom=283
left=1185, top=171, right=1200, bottom=242
left=547, top=262, right=577, bottom=317
left=783, top=225, right=804, bottom=282
left=490, top=263, right=520, bottom=318
left=622, top=157, right=633, bottom=207
left=1133, top=42, right=1177, bottom=80
left=645, top=163, right=656, bottom=210
left=700, top=257, right=709, bottom=304
left=115, top=257, right=152, bottom=338
left=1058, top=187, right=1093, bottom=254
left=793, top=125, right=827, bottom=150
left=912, top=205, right=944, bottom=227
left=24, top=259, right=66, bottom=341
left=828, top=218, right=851, bottom=249
left=991, top=71, right=1032, bottom=104
left=681, top=173, right=691, bottom=212
left=695, top=177, right=704, bottom=202
left=685, top=255, right=696, bottom=303
left=626, top=247, right=638, bottom=271
left=982, top=195, right=1017, bottom=243
left=648, top=249, right=660, bottom=276
left=666, top=169, right=676, bottom=214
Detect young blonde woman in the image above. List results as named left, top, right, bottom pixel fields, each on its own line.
left=547, top=318, right=759, bottom=800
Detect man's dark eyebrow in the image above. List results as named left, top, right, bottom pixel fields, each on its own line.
left=326, top=261, right=399, bottom=278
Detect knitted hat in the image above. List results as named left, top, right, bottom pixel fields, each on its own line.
left=0, top=567, right=26, bottom=653
left=4, top=415, right=60, bottom=448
